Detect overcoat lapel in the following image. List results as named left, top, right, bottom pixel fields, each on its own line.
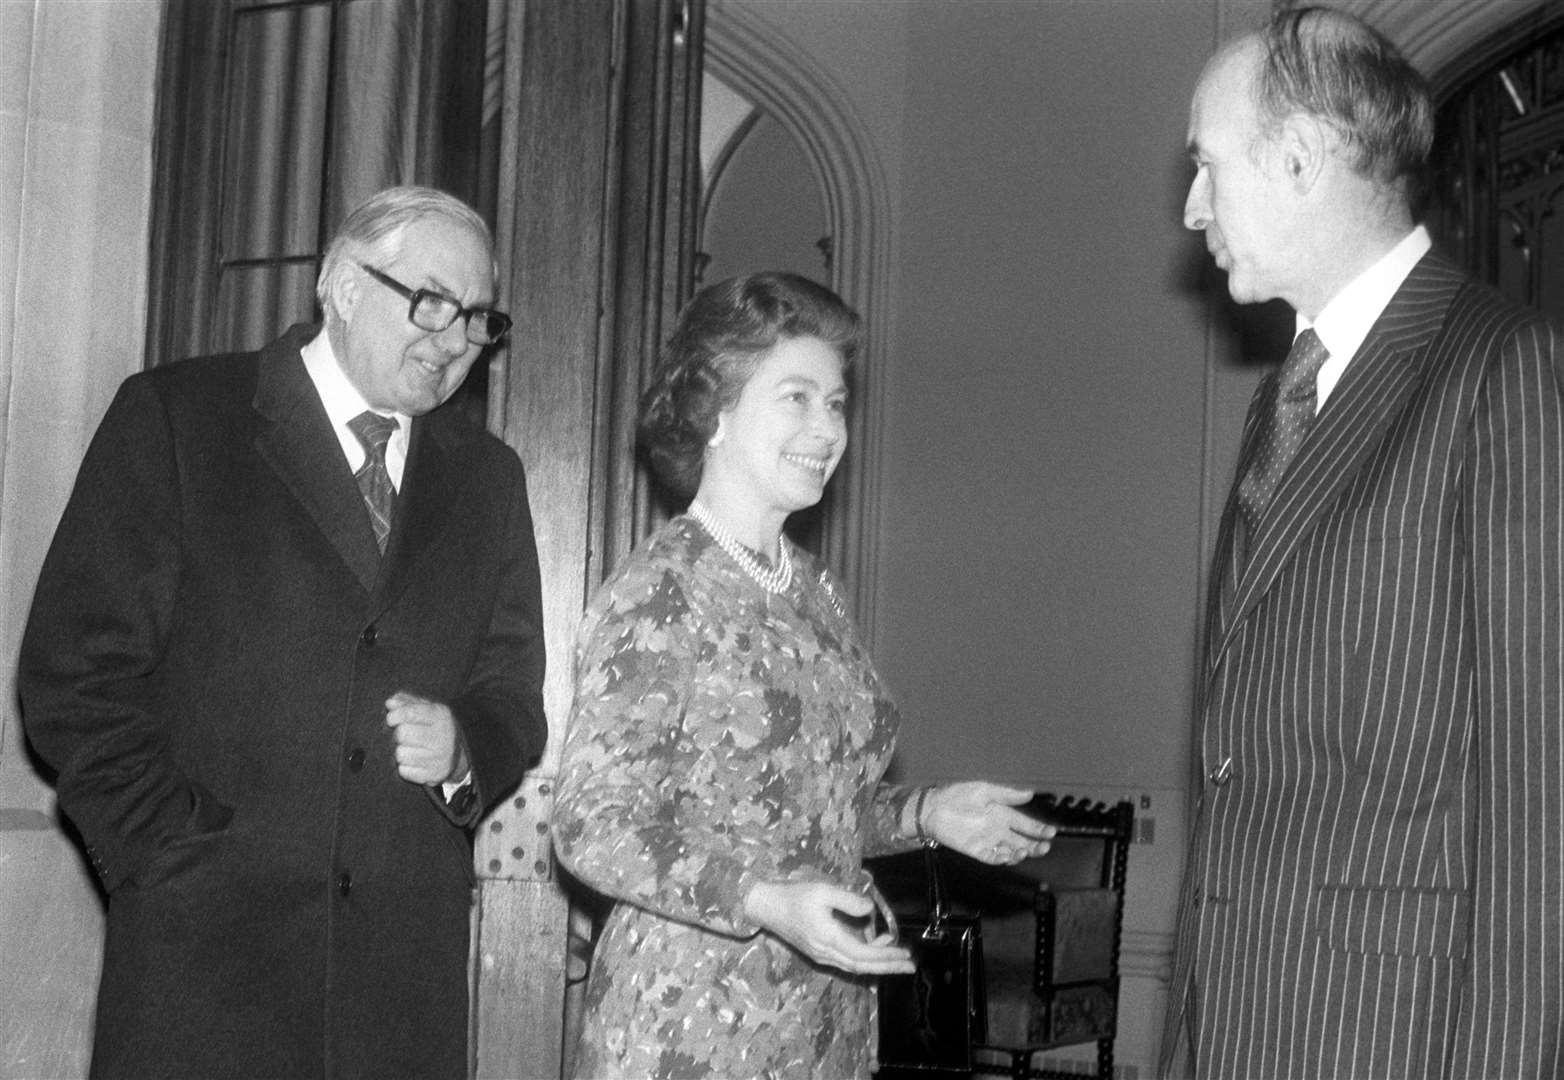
left=1208, top=253, right=1467, bottom=672
left=251, top=327, right=383, bottom=593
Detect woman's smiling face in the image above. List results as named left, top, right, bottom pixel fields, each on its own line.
left=708, top=334, right=849, bottom=521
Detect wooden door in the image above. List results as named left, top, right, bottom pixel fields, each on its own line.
left=470, top=2, right=702, bottom=1075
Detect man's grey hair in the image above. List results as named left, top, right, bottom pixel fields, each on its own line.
left=316, top=185, right=496, bottom=308
left=1254, top=6, right=1434, bottom=195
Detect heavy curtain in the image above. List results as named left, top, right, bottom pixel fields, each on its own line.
left=148, top=0, right=488, bottom=365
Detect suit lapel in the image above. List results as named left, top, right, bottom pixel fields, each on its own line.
left=1206, top=392, right=1267, bottom=672
left=1209, top=253, right=1467, bottom=668
left=251, top=326, right=382, bottom=593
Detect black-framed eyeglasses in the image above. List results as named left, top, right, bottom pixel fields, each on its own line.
left=359, top=264, right=512, bottom=346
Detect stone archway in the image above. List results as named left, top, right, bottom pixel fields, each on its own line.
left=704, top=4, right=891, bottom=639
left=1332, top=0, right=1550, bottom=86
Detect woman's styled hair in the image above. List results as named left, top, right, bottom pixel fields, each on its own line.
left=1255, top=6, right=1433, bottom=196
left=638, top=271, right=862, bottom=497
left=315, top=185, right=496, bottom=308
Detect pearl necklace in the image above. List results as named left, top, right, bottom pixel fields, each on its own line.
left=688, top=500, right=793, bottom=594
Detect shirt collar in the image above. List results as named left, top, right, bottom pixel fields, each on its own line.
left=302, top=330, right=380, bottom=425
left=1301, top=224, right=1431, bottom=408
left=300, top=329, right=409, bottom=477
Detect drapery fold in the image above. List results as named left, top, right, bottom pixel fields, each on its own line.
left=151, top=0, right=489, bottom=363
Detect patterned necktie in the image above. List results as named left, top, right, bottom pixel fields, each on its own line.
left=348, top=411, right=398, bottom=553
left=1238, top=327, right=1329, bottom=534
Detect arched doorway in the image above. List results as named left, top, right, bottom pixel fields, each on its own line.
left=1425, top=7, right=1564, bottom=318
left=703, top=5, right=890, bottom=640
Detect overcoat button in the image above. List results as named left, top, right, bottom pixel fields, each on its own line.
left=337, top=871, right=353, bottom=897
left=360, top=625, right=378, bottom=646
left=347, top=748, right=366, bottom=771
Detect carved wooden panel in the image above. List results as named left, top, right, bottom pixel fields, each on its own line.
left=1431, top=10, right=1564, bottom=319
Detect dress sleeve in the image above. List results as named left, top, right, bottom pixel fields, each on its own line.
left=862, top=783, right=920, bottom=859
left=552, top=562, right=773, bottom=937
left=806, top=558, right=921, bottom=862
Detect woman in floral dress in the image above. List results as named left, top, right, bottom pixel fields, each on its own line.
left=552, top=272, right=1055, bottom=1080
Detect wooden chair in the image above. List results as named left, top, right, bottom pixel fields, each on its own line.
left=869, top=794, right=1134, bottom=1080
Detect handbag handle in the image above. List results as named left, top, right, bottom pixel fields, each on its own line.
left=921, top=842, right=951, bottom=938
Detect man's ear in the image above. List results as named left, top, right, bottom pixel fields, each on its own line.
left=1280, top=112, right=1330, bottom=193
left=325, top=264, right=360, bottom=325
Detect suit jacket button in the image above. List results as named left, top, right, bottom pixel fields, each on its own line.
left=337, top=871, right=353, bottom=897
left=1208, top=756, right=1234, bottom=786
left=360, top=625, right=378, bottom=646
left=347, top=748, right=366, bottom=772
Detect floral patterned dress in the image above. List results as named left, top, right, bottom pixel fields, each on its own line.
left=553, top=516, right=918, bottom=1080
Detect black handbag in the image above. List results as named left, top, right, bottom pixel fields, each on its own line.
left=876, top=844, right=987, bottom=1072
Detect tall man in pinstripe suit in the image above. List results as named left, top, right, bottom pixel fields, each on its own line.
left=1162, top=8, right=1564, bottom=1078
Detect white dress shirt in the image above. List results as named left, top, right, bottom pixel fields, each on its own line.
left=1302, top=224, right=1433, bottom=411
left=300, top=330, right=409, bottom=489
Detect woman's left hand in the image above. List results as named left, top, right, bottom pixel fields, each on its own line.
left=925, top=781, right=1056, bottom=865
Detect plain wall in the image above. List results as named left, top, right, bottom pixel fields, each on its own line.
left=880, top=2, right=1216, bottom=794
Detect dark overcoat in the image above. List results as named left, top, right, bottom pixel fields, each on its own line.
left=1162, top=253, right=1564, bottom=1078
left=20, top=324, right=548, bottom=1080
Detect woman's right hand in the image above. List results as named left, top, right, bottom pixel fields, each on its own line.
left=742, top=879, right=916, bottom=976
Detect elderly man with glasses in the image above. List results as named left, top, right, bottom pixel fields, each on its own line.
left=20, top=185, right=547, bottom=1080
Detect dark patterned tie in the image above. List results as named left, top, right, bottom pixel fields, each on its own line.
left=348, top=411, right=398, bottom=553
left=1238, top=327, right=1329, bottom=533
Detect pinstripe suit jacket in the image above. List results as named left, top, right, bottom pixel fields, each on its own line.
left=1162, top=251, right=1564, bottom=1079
